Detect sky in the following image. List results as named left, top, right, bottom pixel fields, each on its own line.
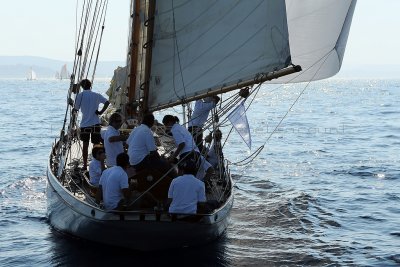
left=0, top=0, right=399, bottom=68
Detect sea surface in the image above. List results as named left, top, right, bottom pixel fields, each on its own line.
left=0, top=78, right=399, bottom=266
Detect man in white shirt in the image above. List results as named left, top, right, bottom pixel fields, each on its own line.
left=96, top=153, right=131, bottom=210
left=168, top=158, right=206, bottom=214
left=73, top=79, right=110, bottom=169
left=88, top=145, right=106, bottom=186
left=101, top=113, right=127, bottom=167
left=188, top=96, right=219, bottom=152
left=127, top=113, right=175, bottom=176
left=162, top=115, right=214, bottom=181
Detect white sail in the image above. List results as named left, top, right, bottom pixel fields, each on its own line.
left=27, top=68, right=37, bottom=80
left=275, top=0, right=357, bottom=83
left=147, top=0, right=291, bottom=110
left=59, top=64, right=70, bottom=80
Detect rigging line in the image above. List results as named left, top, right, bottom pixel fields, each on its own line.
left=137, top=0, right=148, bottom=104
left=72, top=0, right=87, bottom=78
left=182, top=91, right=242, bottom=129
left=156, top=0, right=193, bottom=16
left=218, top=83, right=261, bottom=126
left=79, top=0, right=93, bottom=60
left=61, top=1, right=89, bottom=135
left=201, top=87, right=247, bottom=126
left=67, top=1, right=99, bottom=135
left=221, top=84, right=261, bottom=148
left=81, top=0, right=99, bottom=79
left=85, top=0, right=106, bottom=78
left=78, top=0, right=93, bottom=80
left=200, top=84, right=257, bottom=133
left=91, top=0, right=108, bottom=82
left=229, top=51, right=334, bottom=166
left=81, top=0, right=100, bottom=80
left=200, top=97, right=241, bottom=135
left=184, top=93, right=242, bottom=146
left=171, top=0, right=188, bottom=100
left=72, top=0, right=83, bottom=79
left=127, top=148, right=198, bottom=206
left=220, top=47, right=338, bottom=151
left=87, top=0, right=108, bottom=80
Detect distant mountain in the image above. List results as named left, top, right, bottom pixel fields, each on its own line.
left=0, top=56, right=125, bottom=78
left=337, top=64, right=400, bottom=79
left=1, top=56, right=398, bottom=79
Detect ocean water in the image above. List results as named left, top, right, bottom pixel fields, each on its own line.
left=0, top=78, right=399, bottom=266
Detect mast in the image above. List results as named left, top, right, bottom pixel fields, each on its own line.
left=127, top=0, right=141, bottom=116
left=141, top=0, right=156, bottom=113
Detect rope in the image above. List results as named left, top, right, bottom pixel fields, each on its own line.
left=227, top=50, right=335, bottom=166
left=171, top=0, right=188, bottom=101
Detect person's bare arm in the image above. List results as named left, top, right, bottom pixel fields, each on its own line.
left=96, top=101, right=110, bottom=115
left=169, top=142, right=184, bottom=162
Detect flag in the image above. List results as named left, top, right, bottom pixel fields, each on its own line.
left=227, top=100, right=251, bottom=149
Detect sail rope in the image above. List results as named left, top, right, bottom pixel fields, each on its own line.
left=226, top=51, right=334, bottom=166
left=56, top=0, right=109, bottom=174
left=171, top=0, right=188, bottom=101
left=88, top=0, right=108, bottom=82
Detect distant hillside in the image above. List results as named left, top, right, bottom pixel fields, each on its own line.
left=1, top=56, right=398, bottom=79
left=0, top=56, right=125, bottom=78
left=337, top=64, right=400, bottom=79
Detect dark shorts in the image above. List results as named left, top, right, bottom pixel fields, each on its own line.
left=133, top=155, right=177, bottom=177
left=80, top=124, right=102, bottom=144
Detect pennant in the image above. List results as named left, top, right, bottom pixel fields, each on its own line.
left=227, top=100, right=252, bottom=149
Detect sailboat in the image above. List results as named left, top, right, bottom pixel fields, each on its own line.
left=47, top=0, right=357, bottom=251
left=59, top=64, right=70, bottom=80
left=27, top=67, right=37, bottom=80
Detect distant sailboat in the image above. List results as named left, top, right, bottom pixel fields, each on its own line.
left=27, top=67, right=37, bottom=80
left=59, top=64, right=70, bottom=80
left=55, top=71, right=60, bottom=79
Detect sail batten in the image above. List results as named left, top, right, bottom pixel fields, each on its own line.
left=147, top=0, right=291, bottom=110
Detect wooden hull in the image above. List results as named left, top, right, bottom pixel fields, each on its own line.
left=46, top=161, right=233, bottom=251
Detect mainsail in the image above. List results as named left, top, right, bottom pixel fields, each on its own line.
left=147, top=1, right=291, bottom=110
left=124, top=0, right=356, bottom=113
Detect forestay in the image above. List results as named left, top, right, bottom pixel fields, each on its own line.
left=148, top=0, right=291, bottom=110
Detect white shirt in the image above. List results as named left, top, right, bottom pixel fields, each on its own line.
left=89, top=158, right=102, bottom=186
left=127, top=124, right=157, bottom=165
left=171, top=123, right=199, bottom=155
left=195, top=155, right=213, bottom=181
left=101, top=126, right=124, bottom=167
left=206, top=142, right=221, bottom=168
left=99, top=166, right=129, bottom=210
left=188, top=99, right=216, bottom=128
left=74, top=90, right=108, bottom=127
left=168, top=174, right=206, bottom=214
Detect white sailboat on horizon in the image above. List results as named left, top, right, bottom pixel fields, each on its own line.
left=59, top=64, right=70, bottom=80
left=27, top=67, right=37, bottom=80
